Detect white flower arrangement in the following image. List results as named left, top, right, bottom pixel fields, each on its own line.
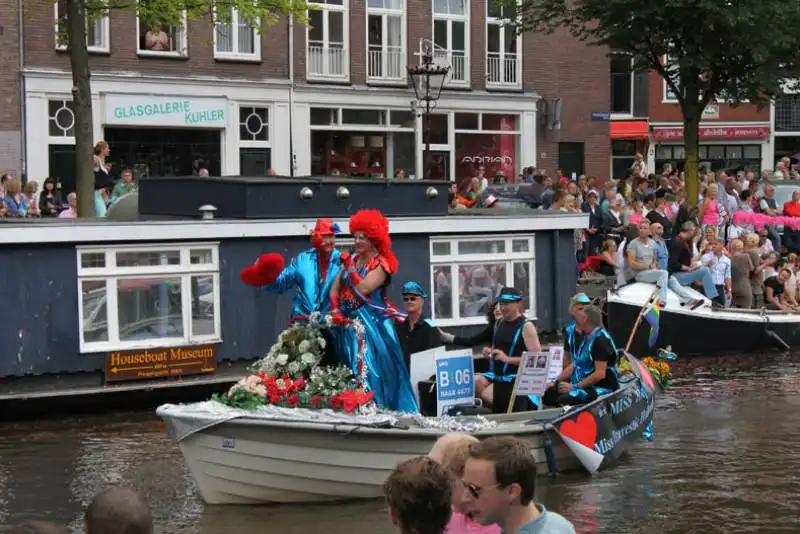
left=253, top=322, right=325, bottom=378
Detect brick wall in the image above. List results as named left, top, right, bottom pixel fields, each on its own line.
left=523, top=26, right=611, bottom=180
left=23, top=0, right=289, bottom=81
left=1, top=0, right=22, bottom=174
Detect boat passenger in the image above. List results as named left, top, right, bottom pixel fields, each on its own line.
left=543, top=304, right=619, bottom=407
left=396, top=281, right=454, bottom=370
left=564, top=293, right=592, bottom=368
left=428, top=433, right=500, bottom=534
left=473, top=287, right=542, bottom=408
left=384, top=456, right=453, bottom=534
left=667, top=222, right=719, bottom=308
left=625, top=220, right=669, bottom=304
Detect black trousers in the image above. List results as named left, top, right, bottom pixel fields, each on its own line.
left=542, top=383, right=599, bottom=407
left=714, top=285, right=726, bottom=306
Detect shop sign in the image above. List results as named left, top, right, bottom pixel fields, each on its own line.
left=105, top=344, right=217, bottom=383
left=702, top=104, right=720, bottom=119
left=104, top=94, right=227, bottom=127
left=652, top=126, right=770, bottom=141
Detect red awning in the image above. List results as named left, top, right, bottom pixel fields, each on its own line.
left=610, top=121, right=649, bottom=140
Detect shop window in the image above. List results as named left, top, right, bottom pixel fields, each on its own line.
left=49, top=100, right=75, bottom=138
left=311, top=131, right=387, bottom=177
left=429, top=235, right=535, bottom=325
left=428, top=114, right=449, bottom=144
left=655, top=146, right=672, bottom=160
left=673, top=146, right=685, bottom=159
left=455, top=128, right=520, bottom=183
left=708, top=146, right=725, bottom=159
left=455, top=113, right=479, bottom=130
left=390, top=110, right=415, bottom=127
left=432, top=0, right=468, bottom=84
left=341, top=109, right=387, bottom=125
left=743, top=145, right=761, bottom=160
left=610, top=53, right=633, bottom=114
left=308, top=0, right=348, bottom=79
left=725, top=146, right=742, bottom=160
left=698, top=146, right=708, bottom=159
left=77, top=244, right=221, bottom=353
left=214, top=7, right=260, bottom=60
left=136, top=11, right=187, bottom=56
left=390, top=132, right=416, bottom=178
left=54, top=0, right=110, bottom=53
left=240, top=148, right=272, bottom=176
left=239, top=107, right=269, bottom=141
left=310, top=107, right=339, bottom=126
left=612, top=141, right=637, bottom=156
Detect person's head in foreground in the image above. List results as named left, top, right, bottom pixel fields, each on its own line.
left=462, top=436, right=576, bottom=533
left=85, top=487, right=153, bottom=534
left=6, top=521, right=68, bottom=534
left=384, top=456, right=453, bottom=534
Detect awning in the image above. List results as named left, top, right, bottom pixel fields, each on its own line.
left=610, top=120, right=649, bottom=140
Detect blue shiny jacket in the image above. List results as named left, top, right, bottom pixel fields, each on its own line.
left=263, top=249, right=342, bottom=317
left=570, top=327, right=618, bottom=386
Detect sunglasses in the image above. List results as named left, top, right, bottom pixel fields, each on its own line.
left=402, top=295, right=420, bottom=302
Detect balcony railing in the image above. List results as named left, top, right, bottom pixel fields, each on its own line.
left=487, top=52, right=520, bottom=88
left=433, top=49, right=467, bottom=85
left=367, top=45, right=404, bottom=81
left=308, top=42, right=347, bottom=79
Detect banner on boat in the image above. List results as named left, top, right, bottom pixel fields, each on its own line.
left=435, top=349, right=475, bottom=416
left=552, top=355, right=656, bottom=474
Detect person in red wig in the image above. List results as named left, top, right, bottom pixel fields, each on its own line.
left=331, top=209, right=419, bottom=412
left=240, top=218, right=348, bottom=366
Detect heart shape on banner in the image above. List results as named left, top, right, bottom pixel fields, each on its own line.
left=558, top=411, right=598, bottom=449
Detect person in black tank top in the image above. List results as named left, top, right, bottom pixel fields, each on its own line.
left=474, top=287, right=542, bottom=408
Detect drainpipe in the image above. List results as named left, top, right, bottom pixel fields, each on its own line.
left=288, top=15, right=295, bottom=177
left=17, top=0, right=26, bottom=179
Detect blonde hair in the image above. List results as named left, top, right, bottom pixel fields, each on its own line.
left=730, top=239, right=744, bottom=252
left=5, top=177, right=21, bottom=195
left=429, top=433, right=479, bottom=476
left=744, top=233, right=759, bottom=248
left=23, top=180, right=38, bottom=196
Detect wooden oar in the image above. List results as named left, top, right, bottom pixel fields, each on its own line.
left=623, top=286, right=661, bottom=353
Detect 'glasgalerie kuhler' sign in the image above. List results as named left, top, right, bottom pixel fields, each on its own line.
left=103, top=94, right=227, bottom=127
left=105, top=344, right=217, bottom=383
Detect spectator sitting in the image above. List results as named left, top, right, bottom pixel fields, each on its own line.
left=625, top=221, right=669, bottom=304
left=668, top=222, right=719, bottom=308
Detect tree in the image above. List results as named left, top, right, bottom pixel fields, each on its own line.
left=503, top=0, right=800, bottom=206
left=56, top=0, right=308, bottom=217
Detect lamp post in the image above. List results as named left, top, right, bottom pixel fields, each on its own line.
left=408, top=48, right=450, bottom=180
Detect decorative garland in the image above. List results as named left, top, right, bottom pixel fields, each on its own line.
left=733, top=211, right=800, bottom=231
left=619, top=355, right=673, bottom=388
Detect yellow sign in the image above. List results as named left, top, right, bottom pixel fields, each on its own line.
left=105, top=345, right=217, bottom=383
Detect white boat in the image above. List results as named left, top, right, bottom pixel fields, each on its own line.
left=606, top=282, right=798, bottom=356
left=157, top=375, right=655, bottom=505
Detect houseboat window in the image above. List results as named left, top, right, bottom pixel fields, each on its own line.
left=429, top=235, right=536, bottom=326
left=76, top=243, right=221, bottom=353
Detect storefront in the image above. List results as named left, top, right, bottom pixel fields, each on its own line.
left=24, top=70, right=291, bottom=192
left=609, top=120, right=649, bottom=179
left=647, top=124, right=772, bottom=174
left=292, top=85, right=538, bottom=186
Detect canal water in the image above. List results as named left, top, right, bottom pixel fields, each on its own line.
left=2, top=354, right=799, bottom=534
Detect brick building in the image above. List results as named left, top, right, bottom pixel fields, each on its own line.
left=20, top=0, right=611, bottom=191
left=1, top=0, right=22, bottom=176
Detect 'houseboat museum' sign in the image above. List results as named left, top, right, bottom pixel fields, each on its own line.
left=105, top=344, right=217, bottom=383
left=103, top=94, right=227, bottom=127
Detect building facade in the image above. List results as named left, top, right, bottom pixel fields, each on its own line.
left=1, top=0, right=22, bottom=176
left=773, top=88, right=800, bottom=167
left=20, top=0, right=611, bottom=191
left=645, top=71, right=772, bottom=175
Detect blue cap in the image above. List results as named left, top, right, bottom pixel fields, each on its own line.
left=572, top=293, right=592, bottom=305
left=498, top=287, right=522, bottom=303
left=401, top=281, right=427, bottom=298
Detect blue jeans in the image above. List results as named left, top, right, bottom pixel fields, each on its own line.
left=634, top=269, right=669, bottom=303
left=766, top=225, right=781, bottom=252
left=669, top=268, right=719, bottom=301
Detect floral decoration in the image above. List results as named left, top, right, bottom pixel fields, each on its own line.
left=212, top=313, right=373, bottom=413
left=619, top=354, right=673, bottom=388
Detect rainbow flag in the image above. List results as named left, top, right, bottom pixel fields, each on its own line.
left=643, top=302, right=660, bottom=348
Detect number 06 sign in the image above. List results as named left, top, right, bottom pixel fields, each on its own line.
left=435, top=349, right=476, bottom=416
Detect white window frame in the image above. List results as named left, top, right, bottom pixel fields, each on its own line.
left=429, top=235, right=536, bottom=327
left=610, top=53, right=634, bottom=117
left=485, top=1, right=522, bottom=89
left=53, top=3, right=110, bottom=53
left=432, top=0, right=470, bottom=87
left=136, top=12, right=188, bottom=57
left=307, top=0, right=350, bottom=81
left=366, top=0, right=406, bottom=83
left=76, top=243, right=222, bottom=353
left=213, top=8, right=261, bottom=61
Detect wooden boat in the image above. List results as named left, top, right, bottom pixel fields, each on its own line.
left=157, top=368, right=655, bottom=505
left=606, top=282, right=797, bottom=356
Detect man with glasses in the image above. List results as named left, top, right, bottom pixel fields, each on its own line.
left=395, top=281, right=454, bottom=371
left=462, top=436, right=575, bottom=534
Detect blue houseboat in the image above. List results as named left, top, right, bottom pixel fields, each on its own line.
left=0, top=177, right=587, bottom=415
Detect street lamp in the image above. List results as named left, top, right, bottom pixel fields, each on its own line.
left=408, top=48, right=450, bottom=180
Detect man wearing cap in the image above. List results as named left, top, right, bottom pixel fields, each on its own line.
left=475, top=287, right=542, bottom=409
left=396, top=281, right=454, bottom=371
left=563, top=293, right=591, bottom=367
left=544, top=304, right=619, bottom=406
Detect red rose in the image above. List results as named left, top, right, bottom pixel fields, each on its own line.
left=287, top=394, right=300, bottom=406
left=268, top=394, right=281, bottom=404
left=311, top=395, right=324, bottom=406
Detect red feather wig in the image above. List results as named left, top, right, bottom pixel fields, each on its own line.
left=240, top=253, right=285, bottom=287
left=348, top=209, right=399, bottom=274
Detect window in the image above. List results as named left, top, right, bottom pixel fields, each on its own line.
left=455, top=113, right=520, bottom=184
left=137, top=12, right=187, bottom=56
left=367, top=0, right=405, bottom=82
left=432, top=0, right=468, bottom=85
left=77, top=244, right=221, bottom=353
left=239, top=105, right=271, bottom=175
left=49, top=100, right=75, bottom=138
left=610, top=53, right=633, bottom=114
left=214, top=7, right=260, bottom=60
left=54, top=0, right=110, bottom=53
left=308, top=0, right=348, bottom=80
left=430, top=236, right=535, bottom=326
left=486, top=0, right=520, bottom=88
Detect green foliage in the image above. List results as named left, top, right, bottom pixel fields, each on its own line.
left=507, top=0, right=800, bottom=113
left=55, top=0, right=309, bottom=49
left=212, top=389, right=264, bottom=411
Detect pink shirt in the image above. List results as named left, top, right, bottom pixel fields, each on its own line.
left=445, top=511, right=501, bottom=534
left=702, top=199, right=720, bottom=225
left=58, top=208, right=76, bottom=218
